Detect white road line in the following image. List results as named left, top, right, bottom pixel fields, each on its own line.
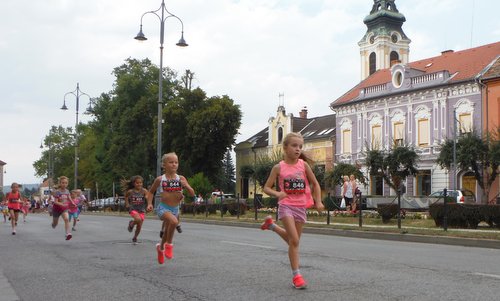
left=473, top=272, right=500, bottom=280
left=0, top=269, right=20, bottom=301
left=220, top=240, right=276, bottom=250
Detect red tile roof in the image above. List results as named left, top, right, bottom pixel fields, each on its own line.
left=331, top=41, right=500, bottom=107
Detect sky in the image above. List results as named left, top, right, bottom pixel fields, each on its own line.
left=1, top=0, right=499, bottom=186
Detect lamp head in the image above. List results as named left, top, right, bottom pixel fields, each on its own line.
left=134, top=25, right=147, bottom=41
left=60, top=101, right=68, bottom=110
left=85, top=104, right=94, bottom=114
left=176, top=31, right=188, bottom=47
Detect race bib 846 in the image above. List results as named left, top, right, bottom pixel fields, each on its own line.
left=283, top=178, right=305, bottom=194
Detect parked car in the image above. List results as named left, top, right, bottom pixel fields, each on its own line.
left=429, top=189, right=476, bottom=204
left=88, top=199, right=104, bottom=211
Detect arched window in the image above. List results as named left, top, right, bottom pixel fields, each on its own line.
left=390, top=51, right=399, bottom=64
left=278, top=127, right=283, bottom=144
left=369, top=52, right=376, bottom=75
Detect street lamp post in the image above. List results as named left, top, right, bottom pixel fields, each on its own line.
left=134, top=0, right=188, bottom=177
left=61, top=83, right=92, bottom=189
left=453, top=108, right=457, bottom=192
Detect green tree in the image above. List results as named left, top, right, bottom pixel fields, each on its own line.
left=35, top=59, right=242, bottom=197
left=365, top=145, right=419, bottom=192
left=219, top=149, right=236, bottom=193
left=325, top=163, right=366, bottom=191
left=253, top=149, right=283, bottom=188
left=163, top=88, right=242, bottom=184
left=34, top=125, right=76, bottom=183
left=187, top=172, right=212, bottom=200
left=437, top=130, right=500, bottom=204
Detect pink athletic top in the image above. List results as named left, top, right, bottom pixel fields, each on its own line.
left=68, top=198, right=80, bottom=214
left=7, top=191, right=22, bottom=210
left=278, top=159, right=313, bottom=208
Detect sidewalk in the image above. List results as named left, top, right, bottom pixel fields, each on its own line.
left=184, top=218, right=500, bottom=250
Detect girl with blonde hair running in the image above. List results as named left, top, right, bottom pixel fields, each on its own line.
left=261, top=132, right=324, bottom=289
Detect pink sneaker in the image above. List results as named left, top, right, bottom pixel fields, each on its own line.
left=156, top=243, right=165, bottom=264
left=292, top=274, right=307, bottom=289
left=260, top=215, right=274, bottom=230
left=164, top=243, right=174, bottom=259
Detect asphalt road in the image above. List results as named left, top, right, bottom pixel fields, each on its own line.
left=1, top=213, right=500, bottom=301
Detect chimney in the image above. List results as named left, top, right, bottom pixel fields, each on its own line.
left=299, top=106, right=308, bottom=119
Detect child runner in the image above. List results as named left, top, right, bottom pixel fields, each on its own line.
left=261, top=132, right=324, bottom=289
left=76, top=189, right=87, bottom=217
left=149, top=152, right=195, bottom=264
left=1, top=200, right=9, bottom=223
left=68, top=190, right=80, bottom=231
left=21, top=197, right=31, bottom=223
left=51, top=176, right=74, bottom=240
left=6, top=183, right=22, bottom=235
left=123, top=175, right=153, bottom=244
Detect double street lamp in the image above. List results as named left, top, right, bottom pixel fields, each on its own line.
left=134, top=0, right=188, bottom=177
left=61, top=83, right=93, bottom=189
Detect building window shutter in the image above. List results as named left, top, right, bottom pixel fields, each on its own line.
left=371, top=125, right=382, bottom=149
left=418, top=119, right=430, bottom=146
left=342, top=129, right=352, bottom=153
left=393, top=122, right=404, bottom=146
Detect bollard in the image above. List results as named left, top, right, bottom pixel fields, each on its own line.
left=397, top=187, right=402, bottom=229
left=254, top=196, right=258, bottom=221
left=237, top=193, right=240, bottom=219
left=205, top=196, right=208, bottom=218
left=443, top=188, right=448, bottom=231
left=356, top=191, right=363, bottom=228
left=327, top=193, right=331, bottom=225
left=220, top=195, right=224, bottom=219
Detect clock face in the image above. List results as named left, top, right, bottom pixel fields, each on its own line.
left=369, top=36, right=375, bottom=44
left=391, top=34, right=398, bottom=43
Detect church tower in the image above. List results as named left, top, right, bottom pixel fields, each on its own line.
left=358, top=0, right=411, bottom=80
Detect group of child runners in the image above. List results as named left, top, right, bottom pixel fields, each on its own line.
left=4, top=132, right=324, bottom=289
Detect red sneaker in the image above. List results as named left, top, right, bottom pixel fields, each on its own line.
left=156, top=243, right=165, bottom=264
left=65, top=233, right=72, bottom=241
left=260, top=215, right=274, bottom=230
left=164, top=243, right=174, bottom=259
left=292, top=274, right=307, bottom=289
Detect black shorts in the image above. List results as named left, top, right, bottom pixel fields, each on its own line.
left=344, top=197, right=353, bottom=205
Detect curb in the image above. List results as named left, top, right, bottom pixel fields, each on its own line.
left=183, top=218, right=500, bottom=250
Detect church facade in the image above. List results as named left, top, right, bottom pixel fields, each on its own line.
left=330, top=0, right=500, bottom=202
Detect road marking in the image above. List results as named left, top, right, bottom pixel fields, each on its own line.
left=473, top=272, right=500, bottom=280
left=0, top=269, right=20, bottom=301
left=220, top=240, right=276, bottom=249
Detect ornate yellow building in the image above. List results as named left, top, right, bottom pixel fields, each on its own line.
left=234, top=106, right=335, bottom=199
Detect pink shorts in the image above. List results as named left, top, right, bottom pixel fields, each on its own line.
left=129, top=210, right=145, bottom=221
left=278, top=204, right=307, bottom=223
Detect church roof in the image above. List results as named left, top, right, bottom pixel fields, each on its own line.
left=0, top=160, right=6, bottom=165
left=331, top=41, right=500, bottom=108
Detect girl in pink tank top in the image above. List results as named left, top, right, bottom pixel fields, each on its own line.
left=262, top=132, right=324, bottom=289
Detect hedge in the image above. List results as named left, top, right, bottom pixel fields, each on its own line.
left=181, top=201, right=247, bottom=216
left=429, top=204, right=500, bottom=229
